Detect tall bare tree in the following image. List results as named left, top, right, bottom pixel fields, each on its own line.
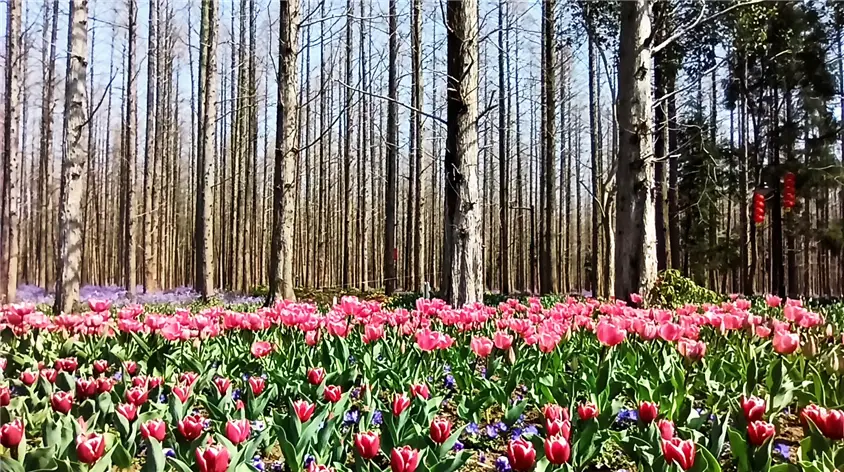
left=124, top=0, right=138, bottom=298
left=2, top=0, right=22, bottom=301
left=442, top=0, right=482, bottom=305
left=384, top=0, right=398, bottom=295
left=195, top=0, right=218, bottom=299
left=412, top=0, right=424, bottom=292
left=55, top=0, right=90, bottom=313
left=498, top=0, right=510, bottom=295
left=615, top=0, right=657, bottom=300
left=268, top=0, right=300, bottom=302
left=540, top=0, right=557, bottom=294
left=143, top=0, right=158, bottom=292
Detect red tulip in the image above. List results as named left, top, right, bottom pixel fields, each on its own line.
left=658, top=419, right=675, bottom=440
left=506, top=438, right=537, bottom=472
left=225, top=419, right=251, bottom=444
left=773, top=330, right=799, bottom=355
left=494, top=331, right=513, bottom=350
left=248, top=377, right=265, bottom=396
left=293, top=400, right=315, bottom=422
left=577, top=402, right=599, bottom=421
left=410, top=383, right=429, bottom=400
left=19, top=370, right=37, bottom=386
left=323, top=385, right=343, bottom=403
left=55, top=357, right=78, bottom=372
left=179, top=372, right=199, bottom=387
left=747, top=420, right=775, bottom=446
left=662, top=438, right=696, bottom=470
left=354, top=431, right=380, bottom=459
left=251, top=341, right=273, bottom=358
left=470, top=336, right=494, bottom=357
left=0, top=419, right=23, bottom=448
left=596, top=320, right=626, bottom=347
left=172, top=384, right=191, bottom=403
left=741, top=396, right=766, bottom=422
left=430, top=417, right=452, bottom=444
left=97, top=377, right=115, bottom=393
left=76, top=432, right=106, bottom=464
left=51, top=391, right=74, bottom=414
left=125, top=386, right=149, bottom=406
left=544, top=435, right=571, bottom=465
left=390, top=446, right=421, bottom=472
left=545, top=419, right=571, bottom=440
left=141, top=419, right=167, bottom=441
left=117, top=403, right=138, bottom=422
left=93, top=360, right=109, bottom=375
left=542, top=404, right=569, bottom=422
left=307, top=368, right=326, bottom=385
left=40, top=368, right=57, bottom=383
left=817, top=408, right=844, bottom=440
left=235, top=400, right=244, bottom=410
left=196, top=444, right=230, bottom=472
left=123, top=361, right=138, bottom=375
left=639, top=402, right=659, bottom=424
left=0, top=358, right=6, bottom=371
left=393, top=393, right=411, bottom=416
left=213, top=377, right=231, bottom=396
left=76, top=378, right=98, bottom=399
left=0, top=386, right=10, bottom=407
left=178, top=414, right=205, bottom=441
left=305, top=330, right=321, bottom=346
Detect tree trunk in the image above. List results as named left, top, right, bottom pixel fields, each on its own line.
left=143, top=0, right=158, bottom=292
left=2, top=0, right=22, bottom=301
left=498, top=0, right=510, bottom=295
left=268, top=0, right=300, bottom=302
left=540, top=0, right=556, bottom=294
left=441, top=0, right=482, bottom=306
left=667, top=76, right=680, bottom=271
left=195, top=0, right=217, bottom=299
left=384, top=0, right=398, bottom=295
left=342, top=0, right=352, bottom=288
left=587, top=29, right=601, bottom=295
left=55, top=0, right=89, bottom=314
left=412, top=0, right=424, bottom=292
left=614, top=0, right=657, bottom=300
left=124, top=0, right=138, bottom=298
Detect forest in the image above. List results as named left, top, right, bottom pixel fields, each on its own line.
left=1, top=0, right=843, bottom=309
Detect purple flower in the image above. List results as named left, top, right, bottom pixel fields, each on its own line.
left=617, top=409, right=638, bottom=422
left=344, top=409, right=361, bottom=426
left=466, top=422, right=479, bottom=435
left=496, top=422, right=508, bottom=432
left=444, top=374, right=456, bottom=389
left=478, top=453, right=486, bottom=464
left=371, top=410, right=383, bottom=426
left=272, top=461, right=284, bottom=472
left=303, top=455, right=315, bottom=469
left=164, top=448, right=176, bottom=458
left=774, top=442, right=790, bottom=459
left=522, top=425, right=538, bottom=436
left=485, top=424, right=498, bottom=438
left=452, top=440, right=464, bottom=452
left=511, top=427, right=523, bottom=439
left=252, top=457, right=266, bottom=472
left=495, top=456, right=511, bottom=472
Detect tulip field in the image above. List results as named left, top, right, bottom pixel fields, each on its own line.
left=1, top=294, right=844, bottom=472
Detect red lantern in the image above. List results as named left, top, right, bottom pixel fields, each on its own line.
left=753, top=192, right=766, bottom=225
left=782, top=172, right=796, bottom=211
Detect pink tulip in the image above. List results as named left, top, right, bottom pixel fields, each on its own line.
left=658, top=419, right=675, bottom=440
left=596, top=320, right=625, bottom=346
left=225, top=419, right=251, bottom=444
left=88, top=299, right=112, bottom=313
left=116, top=403, right=138, bottom=421
left=765, top=294, right=782, bottom=308
left=76, top=432, right=106, bottom=464
left=196, top=444, right=230, bottom=472
left=773, top=330, right=799, bottom=355
left=250, top=341, right=273, bottom=358
left=470, top=336, right=494, bottom=357
left=493, top=331, right=513, bottom=350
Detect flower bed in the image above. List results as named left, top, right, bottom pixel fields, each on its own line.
left=0, top=295, right=841, bottom=471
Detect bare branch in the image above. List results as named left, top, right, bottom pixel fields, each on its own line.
left=653, top=0, right=766, bottom=54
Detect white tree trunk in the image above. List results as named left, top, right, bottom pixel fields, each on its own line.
left=442, top=0, right=483, bottom=306
left=268, top=0, right=299, bottom=302
left=124, top=0, right=138, bottom=298
left=195, top=0, right=217, bottom=298
left=2, top=0, right=22, bottom=301
left=614, top=0, right=657, bottom=300
left=56, top=0, right=89, bottom=314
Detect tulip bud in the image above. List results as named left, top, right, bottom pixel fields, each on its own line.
left=354, top=431, right=380, bottom=459
left=662, top=438, right=696, bottom=470
left=390, top=446, right=421, bottom=472
left=225, top=419, right=251, bottom=445
left=0, top=419, right=24, bottom=448
left=196, top=444, right=230, bottom=472
left=323, top=385, right=343, bottom=403
left=293, top=400, right=316, bottom=422
left=0, top=386, right=10, bottom=407
left=248, top=377, right=266, bottom=396
left=544, top=435, right=571, bottom=465
left=307, top=368, right=326, bottom=385
left=76, top=433, right=106, bottom=464
left=658, top=419, right=675, bottom=440
left=747, top=420, right=775, bottom=446
left=141, top=419, right=167, bottom=442
left=392, top=393, right=411, bottom=416
left=51, top=391, right=74, bottom=414
left=506, top=438, right=536, bottom=472
left=577, top=402, right=599, bottom=421
left=117, top=403, right=138, bottom=422
left=639, top=401, right=659, bottom=424
left=409, top=383, right=430, bottom=400
left=740, top=396, right=766, bottom=422
left=430, top=417, right=452, bottom=444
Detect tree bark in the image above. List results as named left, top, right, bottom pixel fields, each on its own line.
left=55, top=0, right=89, bottom=314
left=587, top=27, right=601, bottom=295
left=615, top=0, right=657, bottom=300
left=124, top=0, right=138, bottom=298
left=268, top=0, right=300, bottom=302
left=498, top=0, right=510, bottom=295
left=384, top=0, right=398, bottom=295
left=412, top=0, right=424, bottom=292
left=540, top=0, right=556, bottom=294
left=441, top=0, right=483, bottom=306
left=2, top=0, right=22, bottom=301
left=195, top=0, right=217, bottom=299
